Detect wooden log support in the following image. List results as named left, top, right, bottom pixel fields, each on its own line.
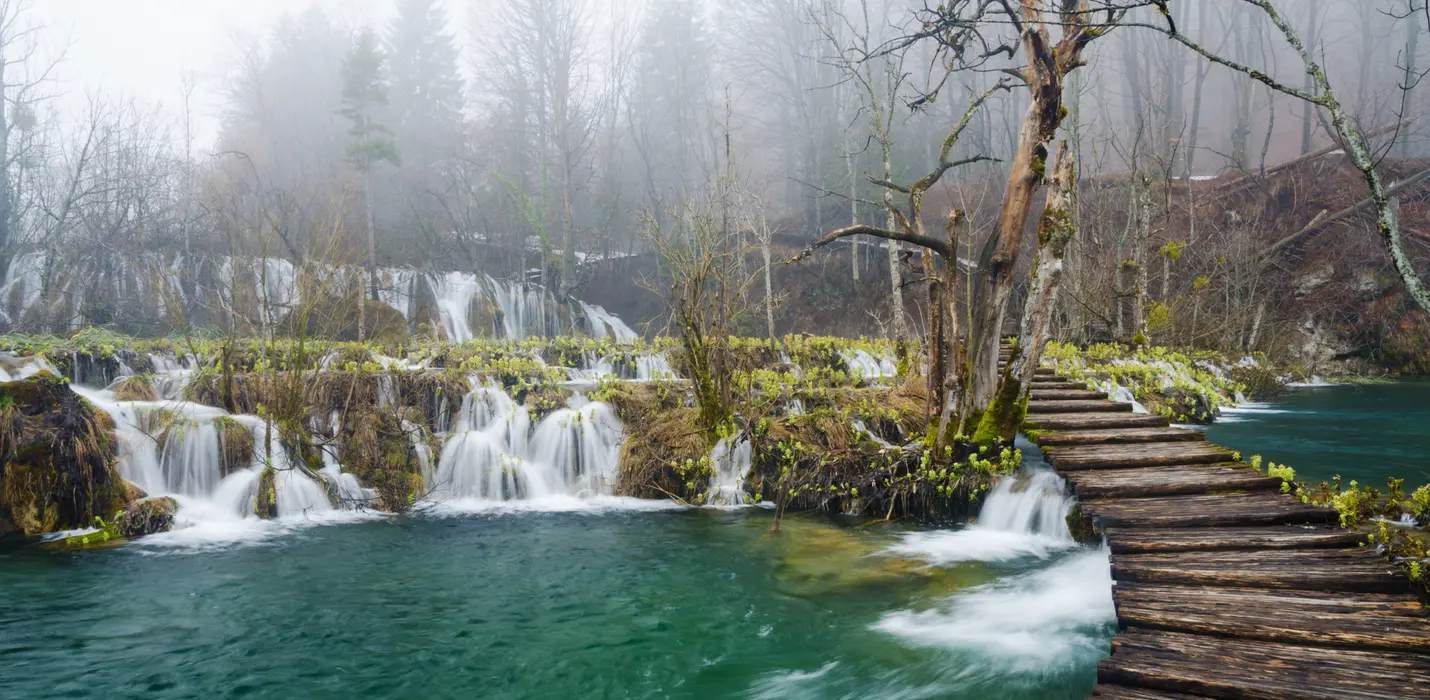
left=1046, top=443, right=1239, bottom=470
left=1098, top=629, right=1430, bottom=698
left=1063, top=463, right=1280, bottom=499
left=1038, top=428, right=1205, bottom=447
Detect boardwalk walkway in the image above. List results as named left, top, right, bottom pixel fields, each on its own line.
left=1017, top=364, right=1430, bottom=699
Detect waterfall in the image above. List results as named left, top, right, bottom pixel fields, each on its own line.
left=430, top=272, right=486, bottom=342
left=566, top=351, right=678, bottom=383
left=840, top=349, right=897, bottom=382
left=431, top=384, right=624, bottom=504
left=873, top=438, right=1115, bottom=669
left=72, top=384, right=357, bottom=539
left=706, top=437, right=753, bottom=506
left=579, top=301, right=638, bottom=342
left=886, top=439, right=1077, bottom=564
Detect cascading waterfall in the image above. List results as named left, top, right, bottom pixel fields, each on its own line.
left=431, top=383, right=624, bottom=504
left=579, top=301, right=639, bottom=342
left=706, top=437, right=753, bottom=506
left=840, top=349, right=898, bottom=382
left=71, top=376, right=355, bottom=539
left=873, top=438, right=1115, bottom=668
left=3, top=252, right=640, bottom=344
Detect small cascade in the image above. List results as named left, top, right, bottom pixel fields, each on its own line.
left=886, top=439, right=1077, bottom=564
left=430, top=272, right=486, bottom=342
left=840, top=349, right=897, bottom=382
left=579, top=301, right=638, bottom=342
left=565, top=351, right=677, bottom=383
left=73, top=385, right=355, bottom=533
left=874, top=438, right=1115, bottom=668
left=706, top=437, right=753, bottom=506
left=431, top=383, right=624, bottom=503
left=0, top=353, right=57, bottom=381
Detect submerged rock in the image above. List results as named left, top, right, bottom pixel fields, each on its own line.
left=115, top=497, right=178, bottom=538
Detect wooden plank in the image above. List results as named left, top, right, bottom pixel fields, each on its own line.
left=1026, top=412, right=1171, bottom=431
left=1045, top=443, right=1238, bottom=470
left=1028, top=399, right=1134, bottom=414
left=1029, top=380, right=1090, bottom=391
left=1114, top=582, right=1429, bottom=616
left=1064, top=463, right=1280, bottom=498
left=1105, top=525, right=1368, bottom=554
left=1080, top=492, right=1336, bottom=529
left=1098, top=629, right=1430, bottom=699
left=1090, top=685, right=1211, bottom=700
left=1029, top=389, right=1108, bottom=401
left=1038, top=427, right=1205, bottom=447
left=1111, top=548, right=1409, bottom=593
left=1112, top=583, right=1430, bottom=652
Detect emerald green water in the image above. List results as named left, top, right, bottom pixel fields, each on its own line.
left=0, top=505, right=1112, bottom=699
left=1208, top=381, right=1430, bottom=490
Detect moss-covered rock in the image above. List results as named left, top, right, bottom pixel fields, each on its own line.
left=1, top=371, right=125, bottom=538
left=112, top=375, right=157, bottom=402
left=338, top=408, right=427, bottom=512
left=284, top=295, right=409, bottom=343
left=115, top=496, right=177, bottom=538
left=254, top=467, right=277, bottom=519
left=214, top=417, right=254, bottom=477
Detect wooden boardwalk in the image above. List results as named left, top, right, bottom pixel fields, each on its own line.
left=1017, top=365, right=1430, bottom=699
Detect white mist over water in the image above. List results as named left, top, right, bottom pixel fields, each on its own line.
left=875, top=438, right=1115, bottom=671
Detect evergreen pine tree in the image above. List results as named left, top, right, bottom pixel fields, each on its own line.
left=340, top=27, right=398, bottom=299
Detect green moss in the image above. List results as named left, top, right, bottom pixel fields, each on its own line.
left=254, top=467, right=277, bottom=519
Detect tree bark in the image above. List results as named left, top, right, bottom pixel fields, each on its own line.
left=1011, top=141, right=1076, bottom=393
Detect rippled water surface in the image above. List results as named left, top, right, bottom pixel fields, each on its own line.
left=1211, top=381, right=1430, bottom=489
left=0, top=504, right=1112, bottom=699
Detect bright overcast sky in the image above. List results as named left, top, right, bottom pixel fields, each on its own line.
left=32, top=0, right=447, bottom=147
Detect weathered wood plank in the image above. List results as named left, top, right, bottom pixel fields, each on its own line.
left=1112, top=583, right=1430, bottom=652
left=1104, top=525, right=1367, bottom=554
left=1038, top=427, right=1205, bottom=447
left=1030, top=389, right=1109, bottom=401
left=1081, top=492, right=1335, bottom=529
left=1064, top=463, right=1280, bottom=499
left=1111, top=548, right=1409, bottom=593
left=1028, top=400, right=1134, bottom=414
left=1046, top=443, right=1238, bottom=470
left=1029, top=380, right=1091, bottom=391
left=1090, top=685, right=1211, bottom=700
left=1026, top=412, right=1171, bottom=431
left=1098, top=629, right=1430, bottom=699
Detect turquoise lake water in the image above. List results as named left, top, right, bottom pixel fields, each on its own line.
left=0, top=500, right=1112, bottom=700
left=1208, top=381, right=1430, bottom=491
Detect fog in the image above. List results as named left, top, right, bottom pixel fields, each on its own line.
left=2, top=0, right=1428, bottom=336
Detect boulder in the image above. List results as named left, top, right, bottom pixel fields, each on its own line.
left=115, top=497, right=177, bottom=538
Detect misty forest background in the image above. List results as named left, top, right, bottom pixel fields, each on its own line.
left=1, top=0, right=1429, bottom=373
